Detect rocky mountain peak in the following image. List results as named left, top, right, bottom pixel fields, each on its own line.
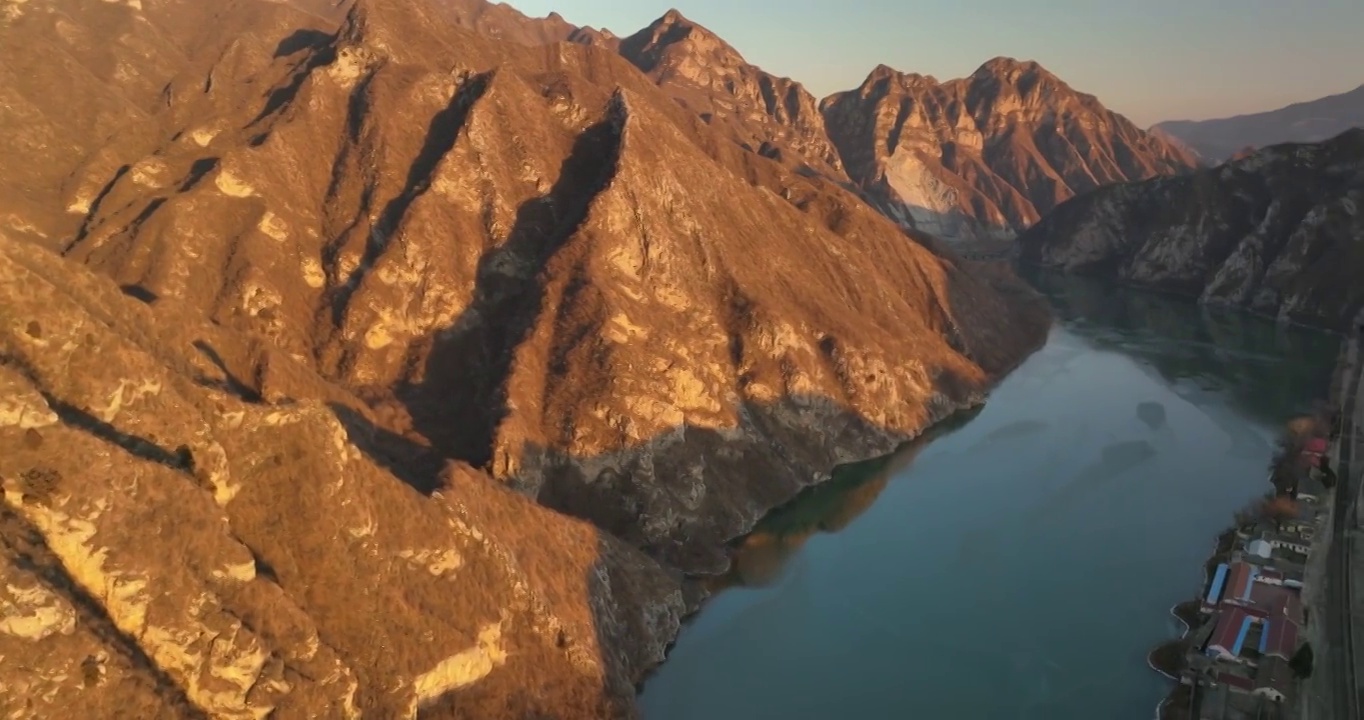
left=852, top=63, right=938, bottom=96
left=618, top=8, right=846, bottom=178
left=659, top=7, right=688, bottom=25
left=973, top=56, right=1046, bottom=79
left=339, top=0, right=437, bottom=59
left=822, top=57, right=1197, bottom=241
left=620, top=8, right=743, bottom=75
left=0, top=0, right=1064, bottom=714
left=966, top=57, right=1078, bottom=113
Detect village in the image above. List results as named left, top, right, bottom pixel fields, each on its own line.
left=1152, top=426, right=1340, bottom=720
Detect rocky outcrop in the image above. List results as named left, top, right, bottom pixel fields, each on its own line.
left=428, top=0, right=618, bottom=50
left=1017, top=129, right=1364, bottom=329
left=1153, top=84, right=1364, bottom=162
left=821, top=59, right=1198, bottom=241
left=43, top=0, right=1049, bottom=571
left=618, top=10, right=846, bottom=180
left=0, top=0, right=1051, bottom=715
left=0, top=232, right=684, bottom=718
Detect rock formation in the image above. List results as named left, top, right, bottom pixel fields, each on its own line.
left=821, top=59, right=1199, bottom=241
left=427, top=0, right=618, bottom=50
left=1153, top=84, right=1364, bottom=162
left=0, top=231, right=684, bottom=719
left=1017, top=129, right=1364, bottom=330
left=0, top=0, right=1051, bottom=715
left=618, top=10, right=845, bottom=180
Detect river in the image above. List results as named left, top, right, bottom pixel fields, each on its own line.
left=637, top=274, right=1339, bottom=720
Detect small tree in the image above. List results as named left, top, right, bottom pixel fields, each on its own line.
left=1289, top=642, right=1314, bottom=679
left=1232, top=501, right=1261, bottom=531
left=1269, top=455, right=1306, bottom=498
left=1261, top=496, right=1299, bottom=532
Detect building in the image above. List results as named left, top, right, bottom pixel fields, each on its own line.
left=1220, top=562, right=1261, bottom=610
left=1198, top=681, right=1280, bottom=719
left=1248, top=583, right=1304, bottom=625
left=1204, top=562, right=1231, bottom=612
left=1261, top=532, right=1311, bottom=556
left=1206, top=608, right=1255, bottom=662
left=1246, top=539, right=1273, bottom=560
left=1216, top=671, right=1256, bottom=692
left=1253, top=656, right=1293, bottom=702
left=1261, top=615, right=1299, bottom=661
left=1251, top=566, right=1304, bottom=590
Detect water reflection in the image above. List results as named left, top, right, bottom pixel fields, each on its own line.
left=703, top=408, right=981, bottom=593
left=1029, top=439, right=1158, bottom=521
left=1024, top=269, right=1339, bottom=425
left=640, top=276, right=1340, bottom=720
left=1137, top=401, right=1167, bottom=430
left=983, top=418, right=1050, bottom=443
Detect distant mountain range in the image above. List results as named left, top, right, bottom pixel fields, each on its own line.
left=1153, top=84, right=1364, bottom=162
left=821, top=59, right=1196, bottom=241
left=603, top=10, right=1198, bottom=241
left=1018, top=128, right=1364, bottom=329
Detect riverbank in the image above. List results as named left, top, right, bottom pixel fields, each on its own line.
left=636, top=405, right=988, bottom=692
left=1147, top=346, right=1351, bottom=718
left=1149, top=601, right=1204, bottom=680
left=639, top=279, right=1340, bottom=719
left=1299, top=319, right=1364, bottom=720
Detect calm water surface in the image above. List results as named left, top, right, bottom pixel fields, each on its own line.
left=638, top=275, right=1339, bottom=720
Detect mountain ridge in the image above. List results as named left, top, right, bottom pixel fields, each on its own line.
left=407, top=5, right=1198, bottom=241
left=0, top=0, right=1050, bottom=716
left=819, top=58, right=1197, bottom=240
left=1017, top=127, right=1364, bottom=329
left=1153, top=83, right=1364, bottom=162
left=616, top=8, right=846, bottom=179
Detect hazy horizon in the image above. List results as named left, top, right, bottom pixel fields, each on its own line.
left=507, top=0, right=1364, bottom=128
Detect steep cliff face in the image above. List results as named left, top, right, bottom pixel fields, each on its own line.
left=821, top=59, right=1198, bottom=241
left=618, top=10, right=845, bottom=180
left=41, top=0, right=1048, bottom=575
left=1017, top=129, right=1364, bottom=329
left=1154, top=84, right=1364, bottom=162
left=428, top=0, right=618, bottom=49
left=0, top=0, right=1052, bottom=714
left=0, top=232, right=683, bottom=719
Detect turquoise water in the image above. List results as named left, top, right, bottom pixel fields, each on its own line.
left=638, top=275, right=1338, bottom=720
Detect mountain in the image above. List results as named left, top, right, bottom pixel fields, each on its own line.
left=428, top=0, right=618, bottom=49
left=617, top=10, right=845, bottom=179
left=1153, top=84, right=1364, bottom=162
left=0, top=231, right=681, bottom=719
left=1017, top=129, right=1364, bottom=330
left=0, top=0, right=1049, bottom=715
left=820, top=59, right=1199, bottom=241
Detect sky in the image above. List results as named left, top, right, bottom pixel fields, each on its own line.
left=506, top=0, right=1364, bottom=128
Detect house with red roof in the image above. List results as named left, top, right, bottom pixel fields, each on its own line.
left=1206, top=607, right=1255, bottom=662
left=1219, top=562, right=1261, bottom=610
left=1262, top=616, right=1298, bottom=661
left=1248, top=582, right=1304, bottom=625
left=1253, top=657, right=1293, bottom=702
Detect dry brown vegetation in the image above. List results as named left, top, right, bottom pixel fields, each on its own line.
left=822, top=59, right=1197, bottom=239
left=1267, top=411, right=1330, bottom=496
left=1261, top=496, right=1300, bottom=530
left=0, top=232, right=686, bottom=719
left=0, top=0, right=1056, bottom=717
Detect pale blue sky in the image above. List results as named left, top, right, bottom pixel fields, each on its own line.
left=507, top=0, right=1364, bottom=127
